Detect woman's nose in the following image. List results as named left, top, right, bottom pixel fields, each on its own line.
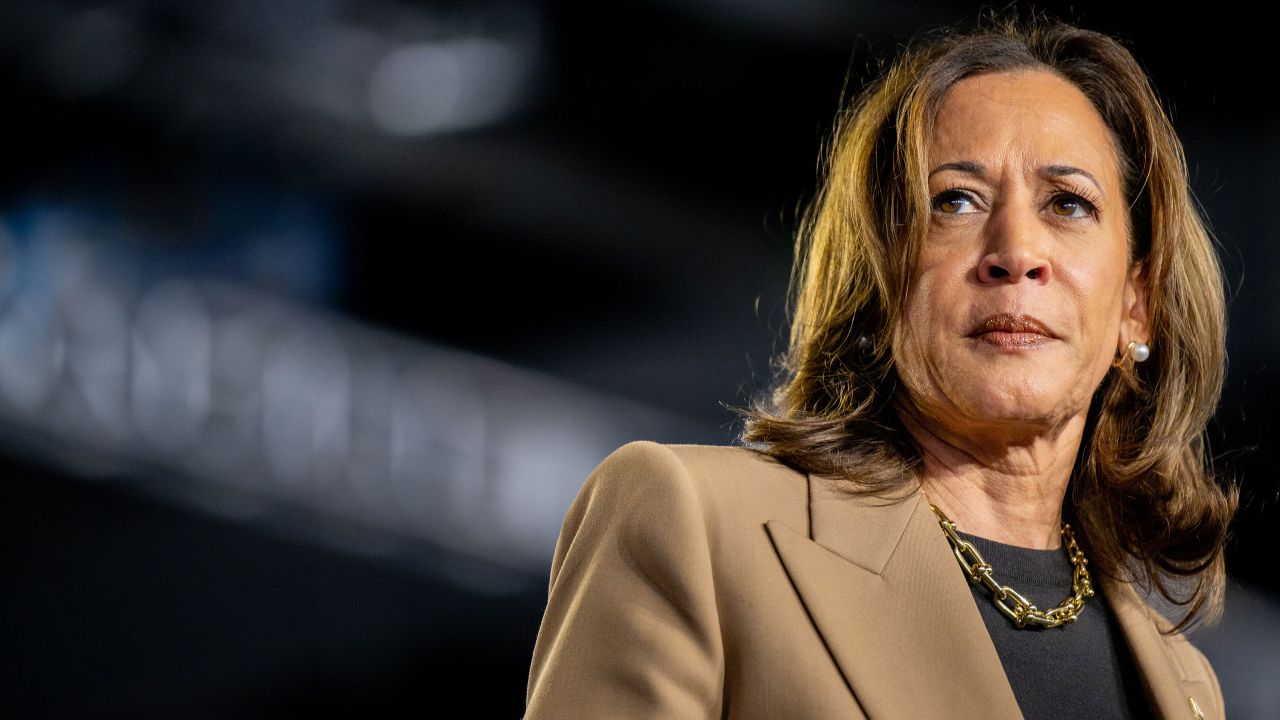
left=976, top=207, right=1052, bottom=284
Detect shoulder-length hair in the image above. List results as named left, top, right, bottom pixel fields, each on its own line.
left=739, top=15, right=1236, bottom=631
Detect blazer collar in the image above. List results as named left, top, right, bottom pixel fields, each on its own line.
left=1104, top=574, right=1213, bottom=719
left=766, top=472, right=1023, bottom=719
left=765, top=470, right=1203, bottom=720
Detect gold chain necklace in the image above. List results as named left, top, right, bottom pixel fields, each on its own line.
left=929, top=503, right=1095, bottom=629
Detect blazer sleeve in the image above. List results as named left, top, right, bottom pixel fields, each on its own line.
left=525, top=441, right=725, bottom=719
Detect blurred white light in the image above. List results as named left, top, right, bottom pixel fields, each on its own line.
left=485, top=373, right=635, bottom=564
left=131, top=280, right=213, bottom=451
left=345, top=349, right=395, bottom=517
left=389, top=362, right=486, bottom=537
left=492, top=412, right=605, bottom=565
left=66, top=282, right=130, bottom=432
left=0, top=295, right=65, bottom=412
left=198, top=307, right=274, bottom=479
left=213, top=310, right=271, bottom=398
left=261, top=324, right=351, bottom=490
left=367, top=38, right=527, bottom=136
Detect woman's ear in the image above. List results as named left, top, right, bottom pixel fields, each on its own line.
left=1118, top=261, right=1150, bottom=352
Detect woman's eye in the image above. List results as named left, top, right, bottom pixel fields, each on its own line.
left=931, top=190, right=977, bottom=214
left=1050, top=193, right=1096, bottom=218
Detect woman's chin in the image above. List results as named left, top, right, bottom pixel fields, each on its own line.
left=958, top=398, right=1086, bottom=436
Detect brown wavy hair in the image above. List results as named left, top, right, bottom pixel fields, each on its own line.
left=738, top=14, right=1237, bottom=631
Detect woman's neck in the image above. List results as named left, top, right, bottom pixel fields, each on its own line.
left=899, top=408, right=1086, bottom=550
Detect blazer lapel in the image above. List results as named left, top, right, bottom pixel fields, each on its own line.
left=765, top=472, right=1022, bottom=719
left=1104, top=575, right=1204, bottom=719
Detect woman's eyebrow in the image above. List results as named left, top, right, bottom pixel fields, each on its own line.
left=928, top=161, right=1104, bottom=195
left=928, top=160, right=984, bottom=178
left=1042, top=164, right=1104, bottom=194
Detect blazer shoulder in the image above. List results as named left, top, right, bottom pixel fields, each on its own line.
left=530, top=441, right=732, bottom=717
left=575, top=440, right=810, bottom=537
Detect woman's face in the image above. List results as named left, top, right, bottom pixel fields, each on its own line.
left=894, top=69, right=1148, bottom=440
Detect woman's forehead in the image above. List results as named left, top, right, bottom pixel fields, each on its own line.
left=927, top=70, right=1121, bottom=192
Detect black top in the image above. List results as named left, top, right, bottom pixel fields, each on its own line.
left=955, top=530, right=1153, bottom=720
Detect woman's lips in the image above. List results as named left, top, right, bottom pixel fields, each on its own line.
left=968, top=314, right=1056, bottom=348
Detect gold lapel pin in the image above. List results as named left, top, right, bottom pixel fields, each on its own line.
left=1188, top=696, right=1204, bottom=719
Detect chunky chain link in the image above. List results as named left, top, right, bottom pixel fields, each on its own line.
left=929, top=503, right=1095, bottom=629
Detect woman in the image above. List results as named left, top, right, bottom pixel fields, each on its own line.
left=525, top=16, right=1235, bottom=720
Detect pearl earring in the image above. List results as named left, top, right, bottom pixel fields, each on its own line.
left=1126, top=340, right=1150, bottom=363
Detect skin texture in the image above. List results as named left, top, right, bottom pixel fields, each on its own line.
left=894, top=69, right=1150, bottom=549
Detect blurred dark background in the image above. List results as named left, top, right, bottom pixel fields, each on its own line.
left=2, top=1, right=1277, bottom=717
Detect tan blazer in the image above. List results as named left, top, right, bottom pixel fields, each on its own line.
left=525, top=441, right=1224, bottom=719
